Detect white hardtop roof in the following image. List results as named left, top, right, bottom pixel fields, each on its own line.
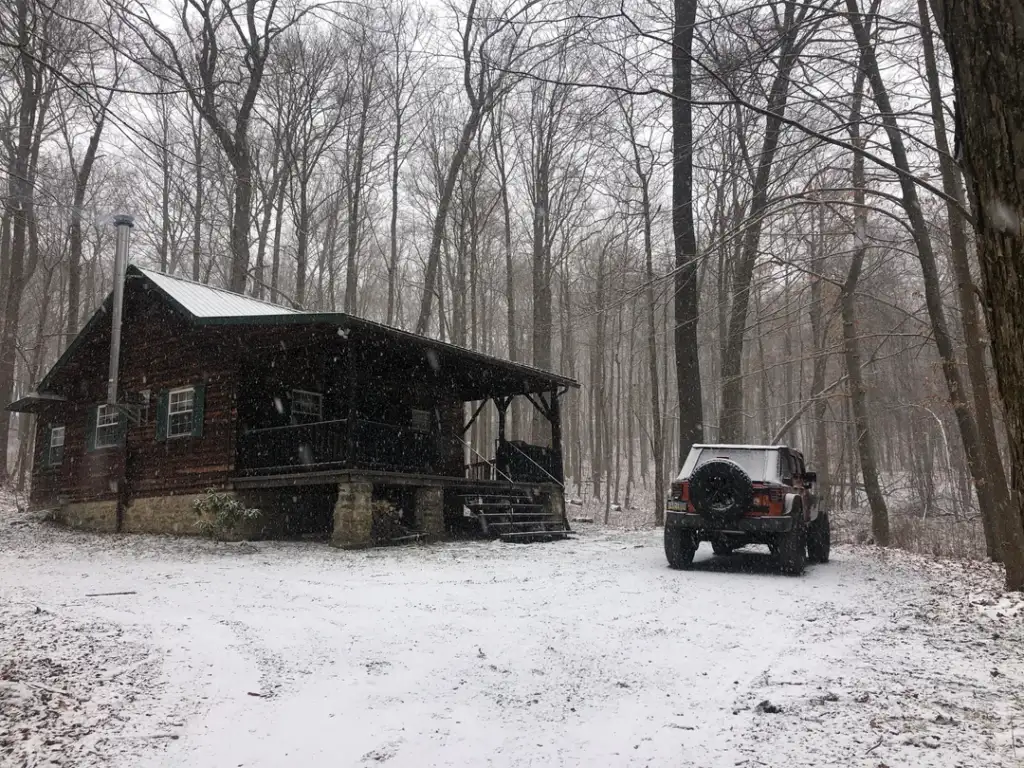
left=689, top=444, right=785, bottom=451
left=138, top=267, right=301, bottom=318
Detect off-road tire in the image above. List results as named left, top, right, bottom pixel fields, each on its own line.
left=776, top=500, right=806, bottom=575
left=665, top=527, right=698, bottom=570
left=807, top=510, right=831, bottom=564
left=689, top=460, right=754, bottom=522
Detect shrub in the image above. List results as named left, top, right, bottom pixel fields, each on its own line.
left=193, top=489, right=262, bottom=540
left=370, top=499, right=406, bottom=544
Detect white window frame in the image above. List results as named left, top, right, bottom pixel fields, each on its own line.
left=167, top=386, right=196, bottom=438
left=48, top=425, right=65, bottom=465
left=95, top=404, right=121, bottom=449
left=291, top=389, right=323, bottom=424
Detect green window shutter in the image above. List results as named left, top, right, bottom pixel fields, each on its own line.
left=155, top=391, right=168, bottom=441
left=42, top=424, right=52, bottom=465
left=191, top=384, right=206, bottom=437
left=86, top=406, right=98, bottom=453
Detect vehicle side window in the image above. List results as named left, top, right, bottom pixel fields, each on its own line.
left=780, top=451, right=796, bottom=481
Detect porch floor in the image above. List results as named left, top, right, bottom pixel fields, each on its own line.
left=230, top=468, right=559, bottom=495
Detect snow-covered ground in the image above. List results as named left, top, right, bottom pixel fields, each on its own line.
left=2, top=493, right=1022, bottom=768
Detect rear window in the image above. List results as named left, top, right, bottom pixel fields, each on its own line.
left=677, top=447, right=776, bottom=482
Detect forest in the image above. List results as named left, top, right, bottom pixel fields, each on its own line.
left=2, top=0, right=1023, bottom=585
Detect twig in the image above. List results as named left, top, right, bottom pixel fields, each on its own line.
left=866, top=736, right=883, bottom=755
left=25, top=681, right=80, bottom=701
left=84, top=591, right=137, bottom=597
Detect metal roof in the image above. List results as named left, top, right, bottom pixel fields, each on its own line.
left=137, top=267, right=300, bottom=318
left=19, top=266, right=577, bottom=403
left=136, top=267, right=578, bottom=390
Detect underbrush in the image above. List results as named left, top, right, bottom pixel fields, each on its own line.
left=830, top=504, right=987, bottom=560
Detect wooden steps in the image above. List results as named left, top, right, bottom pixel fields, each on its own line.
left=459, top=493, right=571, bottom=542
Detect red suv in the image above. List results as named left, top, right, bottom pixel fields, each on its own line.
left=664, top=444, right=830, bottom=574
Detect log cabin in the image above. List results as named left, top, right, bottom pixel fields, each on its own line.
left=7, top=264, right=577, bottom=546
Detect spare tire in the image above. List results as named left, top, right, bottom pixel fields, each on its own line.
left=689, top=459, right=754, bottom=522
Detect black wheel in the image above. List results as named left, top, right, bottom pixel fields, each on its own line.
left=807, top=511, right=831, bottom=564
left=776, top=500, right=806, bottom=575
left=711, top=540, right=735, bottom=556
left=665, top=527, right=698, bottom=570
left=689, top=460, right=754, bottom=523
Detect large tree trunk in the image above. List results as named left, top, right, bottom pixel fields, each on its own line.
left=918, top=0, right=1009, bottom=560
left=415, top=109, right=484, bottom=335
left=844, top=61, right=890, bottom=545
left=0, top=0, right=41, bottom=481
left=719, top=2, right=806, bottom=441
left=672, top=0, right=704, bottom=460
left=66, top=111, right=107, bottom=345
left=935, top=0, right=1024, bottom=590
left=848, top=0, right=997, bottom=558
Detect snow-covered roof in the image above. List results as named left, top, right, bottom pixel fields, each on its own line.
left=21, top=265, right=577, bottom=401
left=137, top=267, right=300, bottom=318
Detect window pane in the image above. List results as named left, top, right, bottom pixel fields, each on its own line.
left=95, top=406, right=121, bottom=448
left=167, top=388, right=195, bottom=437
left=291, top=390, right=322, bottom=423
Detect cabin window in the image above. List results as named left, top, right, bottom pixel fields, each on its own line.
left=95, top=405, right=121, bottom=448
left=48, top=426, right=65, bottom=466
left=167, top=387, right=196, bottom=438
left=410, top=408, right=431, bottom=432
left=291, top=390, right=323, bottom=424
left=155, top=385, right=205, bottom=441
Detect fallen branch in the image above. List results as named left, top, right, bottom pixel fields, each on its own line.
left=26, top=681, right=80, bottom=701
left=84, top=591, right=137, bottom=598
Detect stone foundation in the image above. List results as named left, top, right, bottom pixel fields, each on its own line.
left=414, top=486, right=444, bottom=539
left=57, top=500, right=118, bottom=533
left=57, top=491, right=283, bottom=540
left=330, top=481, right=373, bottom=549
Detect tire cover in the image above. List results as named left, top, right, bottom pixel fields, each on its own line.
left=689, top=459, right=755, bottom=521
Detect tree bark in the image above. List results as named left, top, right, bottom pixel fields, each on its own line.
left=935, top=0, right=1024, bottom=589
left=843, top=60, right=890, bottom=545
left=672, top=0, right=704, bottom=457
left=719, top=3, right=809, bottom=442
left=848, top=0, right=997, bottom=557
left=918, top=0, right=1009, bottom=560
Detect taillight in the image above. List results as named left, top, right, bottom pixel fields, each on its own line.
left=670, top=481, right=689, bottom=501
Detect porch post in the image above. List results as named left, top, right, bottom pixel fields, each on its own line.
left=331, top=480, right=373, bottom=548
left=346, top=345, right=358, bottom=468
left=497, top=397, right=508, bottom=444
left=414, top=485, right=444, bottom=540
left=549, top=389, right=564, bottom=484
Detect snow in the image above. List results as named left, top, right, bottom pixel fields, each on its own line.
left=2, top=492, right=1022, bottom=767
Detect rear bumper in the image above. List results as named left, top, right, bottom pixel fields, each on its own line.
left=665, top=510, right=794, bottom=534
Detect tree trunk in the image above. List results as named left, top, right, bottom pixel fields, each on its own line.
left=719, top=2, right=805, bottom=441
left=936, top=0, right=1024, bottom=589
left=918, top=0, right=1009, bottom=560
left=848, top=0, right=997, bottom=557
left=0, top=0, right=41, bottom=480
left=66, top=110, right=107, bottom=345
left=672, top=0, right=704, bottom=458
left=416, top=108, right=484, bottom=334
left=843, top=63, right=890, bottom=546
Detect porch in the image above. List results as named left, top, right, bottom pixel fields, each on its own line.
left=230, top=324, right=573, bottom=545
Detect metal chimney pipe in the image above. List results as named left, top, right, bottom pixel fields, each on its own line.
left=106, top=214, right=134, bottom=405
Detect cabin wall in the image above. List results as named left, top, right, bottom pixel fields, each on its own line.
left=43, top=285, right=240, bottom=511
